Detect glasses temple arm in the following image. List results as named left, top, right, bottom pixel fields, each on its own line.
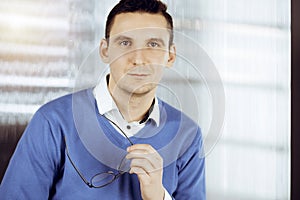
left=63, top=137, right=93, bottom=188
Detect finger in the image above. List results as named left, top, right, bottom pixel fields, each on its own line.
left=126, top=151, right=163, bottom=169
left=127, top=144, right=156, bottom=153
left=126, top=144, right=162, bottom=164
left=126, top=149, right=159, bottom=159
left=130, top=158, right=155, bottom=173
left=129, top=166, right=151, bottom=184
left=130, top=166, right=148, bottom=175
left=126, top=149, right=152, bottom=155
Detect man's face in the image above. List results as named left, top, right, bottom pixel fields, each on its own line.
left=100, top=12, right=176, bottom=95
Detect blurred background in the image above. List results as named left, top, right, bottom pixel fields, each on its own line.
left=0, top=0, right=290, bottom=199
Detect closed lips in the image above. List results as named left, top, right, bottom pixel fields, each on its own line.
left=128, top=73, right=149, bottom=76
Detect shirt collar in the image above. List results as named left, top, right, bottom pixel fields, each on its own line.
left=93, top=73, right=160, bottom=126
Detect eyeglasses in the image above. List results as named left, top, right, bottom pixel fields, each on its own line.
left=64, top=116, right=134, bottom=188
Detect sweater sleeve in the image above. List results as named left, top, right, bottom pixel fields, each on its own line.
left=0, top=110, right=62, bottom=200
left=173, top=128, right=206, bottom=200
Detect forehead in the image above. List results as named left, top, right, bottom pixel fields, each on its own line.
left=109, top=12, right=170, bottom=40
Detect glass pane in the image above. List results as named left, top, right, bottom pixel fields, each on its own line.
left=0, top=0, right=290, bottom=199
left=159, top=0, right=290, bottom=199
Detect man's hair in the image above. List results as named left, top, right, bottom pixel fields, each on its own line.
left=105, top=0, right=174, bottom=47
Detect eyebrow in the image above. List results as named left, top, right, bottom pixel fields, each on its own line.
left=112, top=36, right=132, bottom=44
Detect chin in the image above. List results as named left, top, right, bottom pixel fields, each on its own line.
left=128, top=84, right=157, bottom=95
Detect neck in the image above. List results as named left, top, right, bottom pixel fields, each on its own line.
left=108, top=83, right=156, bottom=123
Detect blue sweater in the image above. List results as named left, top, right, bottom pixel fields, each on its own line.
left=0, top=89, right=206, bottom=200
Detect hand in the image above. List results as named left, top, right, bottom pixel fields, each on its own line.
left=126, top=144, right=165, bottom=200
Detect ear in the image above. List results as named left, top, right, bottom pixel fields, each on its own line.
left=99, top=38, right=109, bottom=63
left=166, top=44, right=176, bottom=68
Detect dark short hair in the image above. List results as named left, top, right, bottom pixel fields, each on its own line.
left=105, top=0, right=174, bottom=47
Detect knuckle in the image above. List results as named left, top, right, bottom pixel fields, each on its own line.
left=145, top=144, right=152, bottom=150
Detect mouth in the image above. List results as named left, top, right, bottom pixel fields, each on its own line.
left=127, top=66, right=152, bottom=78
left=128, top=73, right=150, bottom=77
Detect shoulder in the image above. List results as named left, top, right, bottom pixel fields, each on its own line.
left=158, top=98, right=199, bottom=129
left=156, top=99, right=203, bottom=166
left=158, top=98, right=202, bottom=146
left=37, top=88, right=94, bottom=117
left=39, top=88, right=93, bottom=111
left=39, top=92, right=72, bottom=112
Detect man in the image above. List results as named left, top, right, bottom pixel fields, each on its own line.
left=0, top=0, right=206, bottom=199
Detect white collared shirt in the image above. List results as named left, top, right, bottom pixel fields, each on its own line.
left=92, top=73, right=172, bottom=200
left=92, top=73, right=160, bottom=138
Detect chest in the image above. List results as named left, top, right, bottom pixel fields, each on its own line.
left=52, top=151, right=179, bottom=200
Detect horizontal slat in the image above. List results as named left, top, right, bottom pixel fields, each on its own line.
left=0, top=13, right=68, bottom=31
left=0, top=1, right=68, bottom=18
left=0, top=61, right=70, bottom=77
left=0, top=103, right=39, bottom=114
left=0, top=75, right=74, bottom=88
left=0, top=42, right=68, bottom=57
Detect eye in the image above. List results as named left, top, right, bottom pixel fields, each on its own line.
left=148, top=41, right=160, bottom=48
left=120, top=40, right=131, bottom=46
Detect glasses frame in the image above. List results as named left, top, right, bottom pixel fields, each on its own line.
left=63, top=115, right=135, bottom=188
left=64, top=138, right=125, bottom=188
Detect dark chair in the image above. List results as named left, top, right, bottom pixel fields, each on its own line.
left=0, top=124, right=26, bottom=183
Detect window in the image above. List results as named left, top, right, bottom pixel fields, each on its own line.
left=161, top=0, right=290, bottom=199
left=0, top=0, right=96, bottom=124
left=0, top=0, right=290, bottom=199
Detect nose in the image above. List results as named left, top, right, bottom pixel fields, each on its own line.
left=131, top=48, right=146, bottom=66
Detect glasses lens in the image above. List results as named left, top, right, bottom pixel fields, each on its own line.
left=91, top=172, right=115, bottom=187
left=118, top=156, right=131, bottom=172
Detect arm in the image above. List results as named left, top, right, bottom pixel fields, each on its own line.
left=0, top=111, right=62, bottom=199
left=174, top=129, right=206, bottom=199
left=126, top=128, right=206, bottom=200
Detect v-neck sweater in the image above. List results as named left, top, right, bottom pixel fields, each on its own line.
left=0, top=89, right=206, bottom=200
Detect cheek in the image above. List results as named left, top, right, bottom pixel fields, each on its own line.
left=148, top=50, right=170, bottom=63
left=155, top=67, right=164, bottom=78
left=108, top=47, right=131, bottom=63
left=109, top=53, right=127, bottom=64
